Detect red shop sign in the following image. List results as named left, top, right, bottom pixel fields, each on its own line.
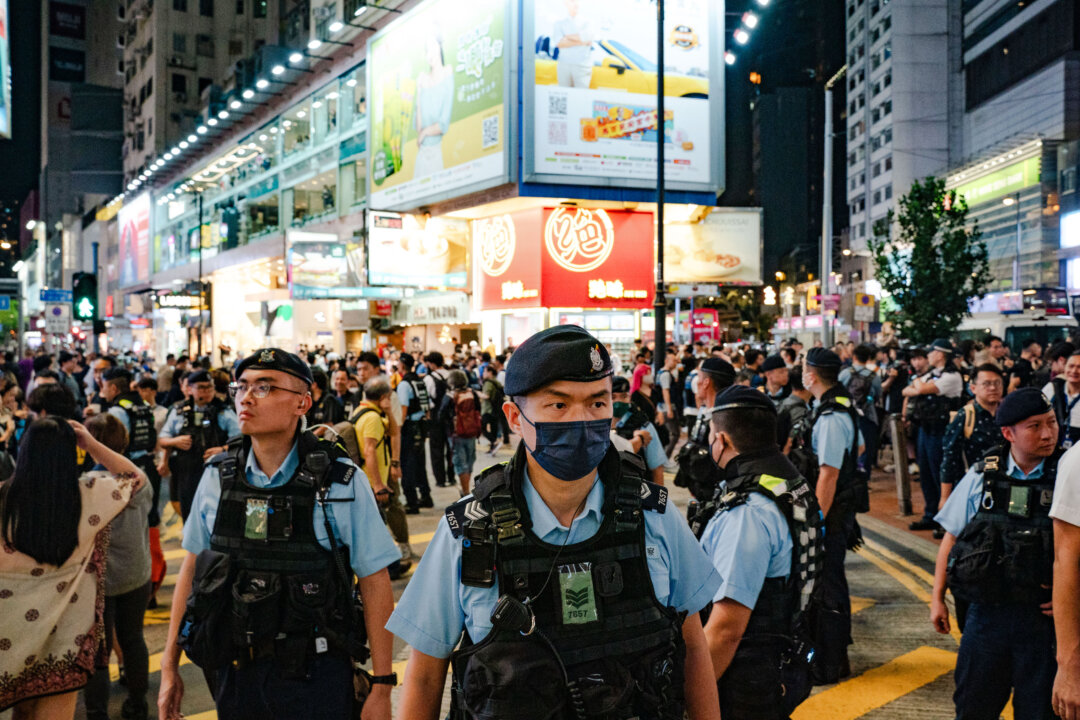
left=473, top=209, right=543, bottom=311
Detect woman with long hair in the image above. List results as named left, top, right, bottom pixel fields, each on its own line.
left=0, top=418, right=146, bottom=719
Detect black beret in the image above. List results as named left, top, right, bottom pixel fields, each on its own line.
left=102, top=367, right=132, bottom=383
left=235, top=347, right=314, bottom=386
left=711, top=385, right=777, bottom=415
left=929, top=338, right=954, bottom=355
left=761, top=354, right=787, bottom=372
left=503, top=325, right=612, bottom=396
left=995, top=387, right=1054, bottom=427
left=187, top=369, right=212, bottom=384
left=612, top=375, right=630, bottom=393
left=806, top=347, right=842, bottom=369
left=699, top=357, right=736, bottom=387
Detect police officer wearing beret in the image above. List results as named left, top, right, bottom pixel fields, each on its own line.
left=158, top=349, right=400, bottom=720
left=696, top=387, right=823, bottom=719
left=611, top=375, right=668, bottom=483
left=676, top=358, right=736, bottom=502
left=760, top=354, right=791, bottom=405
left=930, top=387, right=1061, bottom=719
left=158, top=368, right=241, bottom=521
left=102, top=367, right=164, bottom=528
left=791, top=347, right=863, bottom=684
left=388, top=325, right=723, bottom=720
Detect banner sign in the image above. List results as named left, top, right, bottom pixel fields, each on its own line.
left=367, top=211, right=469, bottom=288
left=118, top=193, right=151, bottom=287
left=287, top=230, right=367, bottom=300
left=664, top=208, right=763, bottom=286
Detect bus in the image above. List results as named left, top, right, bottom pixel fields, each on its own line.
left=956, top=287, right=1077, bottom=355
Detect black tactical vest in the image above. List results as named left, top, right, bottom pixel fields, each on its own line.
left=909, top=367, right=962, bottom=433
left=788, top=386, right=859, bottom=499
left=206, top=432, right=367, bottom=675
left=170, top=398, right=232, bottom=482
left=446, top=445, right=686, bottom=720
left=401, top=372, right=431, bottom=417
left=947, top=445, right=1058, bottom=606
left=675, top=414, right=721, bottom=502
left=115, top=393, right=158, bottom=454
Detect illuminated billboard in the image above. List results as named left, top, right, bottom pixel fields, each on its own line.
left=0, top=0, right=10, bottom=139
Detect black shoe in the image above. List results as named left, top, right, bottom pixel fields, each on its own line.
left=146, top=595, right=158, bottom=610
left=933, top=527, right=945, bottom=540
left=387, top=558, right=413, bottom=581
left=121, top=696, right=149, bottom=720
left=405, top=505, right=421, bottom=515
left=419, top=497, right=435, bottom=509
left=908, top=518, right=938, bottom=531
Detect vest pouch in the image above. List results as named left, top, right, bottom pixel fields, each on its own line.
left=852, top=469, right=871, bottom=513
left=454, top=630, right=566, bottom=720
left=564, top=657, right=635, bottom=717
left=179, top=549, right=236, bottom=670
left=719, top=639, right=786, bottom=720
left=283, top=572, right=335, bottom=632
left=947, top=520, right=1002, bottom=603
left=999, top=526, right=1053, bottom=603
left=231, top=570, right=282, bottom=649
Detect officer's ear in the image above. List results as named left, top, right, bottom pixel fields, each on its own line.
left=1001, top=425, right=1017, bottom=445
left=504, top=397, right=525, bottom=436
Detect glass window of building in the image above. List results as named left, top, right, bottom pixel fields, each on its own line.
left=340, top=159, right=367, bottom=208
left=290, top=170, right=337, bottom=226
left=347, top=71, right=366, bottom=125
left=283, top=100, right=311, bottom=156
left=243, top=193, right=279, bottom=239
left=311, top=84, right=340, bottom=143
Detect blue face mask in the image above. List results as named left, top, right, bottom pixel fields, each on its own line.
left=517, top=408, right=612, bottom=481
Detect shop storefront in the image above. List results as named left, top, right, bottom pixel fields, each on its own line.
left=392, top=292, right=475, bottom=356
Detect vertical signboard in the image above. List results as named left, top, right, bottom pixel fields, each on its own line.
left=118, top=193, right=151, bottom=287
left=523, top=0, right=724, bottom=192
left=368, top=0, right=511, bottom=210
left=0, top=0, right=10, bottom=139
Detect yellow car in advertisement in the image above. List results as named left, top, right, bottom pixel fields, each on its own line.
left=535, top=38, right=709, bottom=98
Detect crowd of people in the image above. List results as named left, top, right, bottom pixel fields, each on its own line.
left=3, top=327, right=1080, bottom=720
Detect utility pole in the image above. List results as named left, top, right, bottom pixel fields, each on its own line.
left=91, top=240, right=100, bottom=354
left=197, top=191, right=204, bottom=359
left=653, top=0, right=666, bottom=374
left=821, top=64, right=846, bottom=347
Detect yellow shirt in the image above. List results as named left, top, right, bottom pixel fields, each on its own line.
left=354, top=401, right=389, bottom=486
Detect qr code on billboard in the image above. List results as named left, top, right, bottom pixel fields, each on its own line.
left=548, top=122, right=567, bottom=145
left=482, top=115, right=499, bottom=149
left=549, top=94, right=568, bottom=116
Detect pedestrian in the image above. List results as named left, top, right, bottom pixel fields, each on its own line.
left=395, top=352, right=433, bottom=513
left=82, top=414, right=153, bottom=720
left=930, top=388, right=1059, bottom=719
left=840, top=344, right=883, bottom=472
left=940, top=363, right=1005, bottom=506
left=697, top=386, right=824, bottom=719
left=439, top=369, right=482, bottom=495
left=0, top=418, right=146, bottom=717
left=423, top=352, right=455, bottom=488
left=136, top=376, right=169, bottom=430
left=675, top=357, right=736, bottom=501
left=1044, top=352, right=1080, bottom=450
left=611, top=375, right=668, bottom=484
left=1050, top=436, right=1080, bottom=719
left=792, top=347, right=863, bottom=684
left=1009, top=338, right=1042, bottom=392
left=331, top=367, right=362, bottom=417
left=903, top=339, right=964, bottom=532
left=158, top=369, right=239, bottom=521
left=479, top=364, right=505, bottom=454
left=387, top=325, right=723, bottom=720
left=306, top=368, right=345, bottom=427
left=657, top=350, right=681, bottom=457
left=58, top=349, right=85, bottom=408
left=157, top=348, right=400, bottom=720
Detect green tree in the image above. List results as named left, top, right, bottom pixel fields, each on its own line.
left=868, top=177, right=991, bottom=344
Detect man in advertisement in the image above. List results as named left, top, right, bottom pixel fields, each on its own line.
left=554, top=0, right=593, bottom=88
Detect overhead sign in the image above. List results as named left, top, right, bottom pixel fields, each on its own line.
left=368, top=0, right=509, bottom=210
left=474, top=207, right=655, bottom=310
left=367, top=211, right=469, bottom=288
left=287, top=230, right=367, bottom=300
left=523, top=0, right=723, bottom=192
left=953, top=156, right=1039, bottom=208
left=854, top=293, right=875, bottom=322
left=44, top=303, right=70, bottom=334
left=40, top=288, right=73, bottom=303
left=118, top=192, right=151, bottom=287
left=0, top=296, right=11, bottom=311
left=49, top=2, right=86, bottom=39
left=0, top=0, right=9, bottom=139
left=665, top=209, right=763, bottom=286
left=154, top=292, right=206, bottom=310
left=391, top=292, right=472, bottom=325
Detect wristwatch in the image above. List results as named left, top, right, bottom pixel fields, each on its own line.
left=368, top=672, right=398, bottom=686
left=390, top=460, right=400, bottom=467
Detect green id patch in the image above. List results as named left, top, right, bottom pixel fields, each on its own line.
left=558, top=562, right=598, bottom=625
left=245, top=497, right=269, bottom=540
left=1008, top=485, right=1032, bottom=518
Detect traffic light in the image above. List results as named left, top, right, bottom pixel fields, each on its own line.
left=72, top=272, right=98, bottom=321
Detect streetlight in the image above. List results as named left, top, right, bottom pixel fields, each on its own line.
left=1003, top=191, right=1022, bottom=289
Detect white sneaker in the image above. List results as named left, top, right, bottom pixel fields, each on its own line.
left=908, top=462, right=920, bottom=476
left=398, top=542, right=415, bottom=561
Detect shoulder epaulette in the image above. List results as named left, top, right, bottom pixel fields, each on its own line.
left=445, top=495, right=489, bottom=539
left=639, top=481, right=668, bottom=513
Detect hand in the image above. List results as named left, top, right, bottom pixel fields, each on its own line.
left=83, top=404, right=99, bottom=418
left=157, top=461, right=169, bottom=478
left=157, top=666, right=185, bottom=720
left=1053, top=662, right=1080, bottom=720
left=202, top=446, right=224, bottom=461
left=634, top=429, right=652, bottom=447
left=390, top=465, right=402, bottom=481
left=1041, top=600, right=1054, bottom=618
left=68, top=420, right=95, bottom=450
left=374, top=485, right=391, bottom=504
left=930, top=598, right=950, bottom=634
left=666, top=408, right=675, bottom=420
left=360, top=685, right=392, bottom=720
left=173, top=435, right=193, bottom=451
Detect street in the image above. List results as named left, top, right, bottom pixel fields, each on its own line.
left=46, top=447, right=1001, bottom=720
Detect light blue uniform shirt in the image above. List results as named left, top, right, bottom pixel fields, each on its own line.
left=397, top=380, right=425, bottom=422
left=182, top=440, right=401, bottom=578
left=107, top=402, right=152, bottom=460
left=934, top=453, right=1046, bottom=536
left=700, top=489, right=792, bottom=609
left=811, top=401, right=863, bottom=470
left=159, top=403, right=241, bottom=439
left=615, top=413, right=666, bottom=471
left=386, top=468, right=722, bottom=659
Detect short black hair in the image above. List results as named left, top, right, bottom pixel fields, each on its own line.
left=26, top=384, right=76, bottom=419
left=744, top=349, right=763, bottom=366
left=425, top=351, right=445, bottom=368
left=34, top=369, right=59, bottom=382
left=311, top=368, right=330, bottom=393
left=984, top=335, right=1004, bottom=346
left=973, top=363, right=1004, bottom=382
left=1049, top=342, right=1076, bottom=363
left=399, top=353, right=415, bottom=370
left=788, top=365, right=805, bottom=391
left=780, top=347, right=796, bottom=364
left=32, top=355, right=53, bottom=373
left=357, top=351, right=380, bottom=368
left=136, top=376, right=158, bottom=392
left=910, top=348, right=928, bottom=359
left=853, top=344, right=874, bottom=363
left=1022, top=338, right=1041, bottom=350
left=711, top=406, right=778, bottom=454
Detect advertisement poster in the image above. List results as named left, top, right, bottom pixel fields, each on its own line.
left=524, top=0, right=721, bottom=190
left=368, top=211, right=469, bottom=288
left=118, top=193, right=150, bottom=287
left=287, top=230, right=367, bottom=299
left=368, top=0, right=508, bottom=210
left=0, top=1, right=9, bottom=139
left=474, top=207, right=654, bottom=310
left=665, top=208, right=762, bottom=286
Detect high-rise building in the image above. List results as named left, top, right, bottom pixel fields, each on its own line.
left=120, top=0, right=286, bottom=186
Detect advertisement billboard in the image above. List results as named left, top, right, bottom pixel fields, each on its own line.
left=118, top=193, right=151, bottom=287
left=0, top=1, right=9, bottom=139
left=474, top=207, right=655, bottom=310
left=664, top=208, right=762, bottom=286
left=368, top=0, right=510, bottom=210
left=367, top=211, right=469, bottom=288
left=287, top=230, right=367, bottom=300
left=523, top=0, right=723, bottom=192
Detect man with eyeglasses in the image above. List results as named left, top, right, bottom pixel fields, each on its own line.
left=1043, top=352, right=1080, bottom=451
left=158, top=348, right=399, bottom=720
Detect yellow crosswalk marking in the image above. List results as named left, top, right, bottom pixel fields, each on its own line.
left=792, top=646, right=956, bottom=719
left=850, top=595, right=876, bottom=615
left=164, top=547, right=187, bottom=562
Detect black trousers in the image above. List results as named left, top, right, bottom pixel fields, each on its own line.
left=215, top=653, right=353, bottom=720
left=134, top=455, right=162, bottom=527
left=400, top=420, right=431, bottom=507
left=812, top=507, right=854, bottom=684
left=428, top=422, right=454, bottom=487
left=85, top=581, right=152, bottom=719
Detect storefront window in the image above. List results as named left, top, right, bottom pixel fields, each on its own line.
left=283, top=100, right=311, bottom=156
left=289, top=169, right=337, bottom=226
left=311, top=84, right=339, bottom=144
left=339, top=159, right=367, bottom=208
left=346, top=71, right=365, bottom=126
left=244, top=194, right=279, bottom=239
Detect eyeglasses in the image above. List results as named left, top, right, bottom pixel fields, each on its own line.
left=228, top=381, right=305, bottom=399
left=975, top=380, right=1003, bottom=388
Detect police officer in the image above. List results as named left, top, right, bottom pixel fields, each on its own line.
left=159, top=368, right=241, bottom=521
left=102, top=367, right=163, bottom=528
left=675, top=357, right=736, bottom=502
left=904, top=338, right=964, bottom=531
left=696, top=387, right=824, bottom=719
left=930, top=388, right=1060, bottom=719
left=793, top=347, right=863, bottom=684
left=611, top=375, right=668, bottom=484
left=157, top=349, right=400, bottom=720
left=760, top=354, right=791, bottom=404
left=387, top=325, right=723, bottom=720
left=395, top=352, right=433, bottom=513
left=939, top=364, right=1004, bottom=507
